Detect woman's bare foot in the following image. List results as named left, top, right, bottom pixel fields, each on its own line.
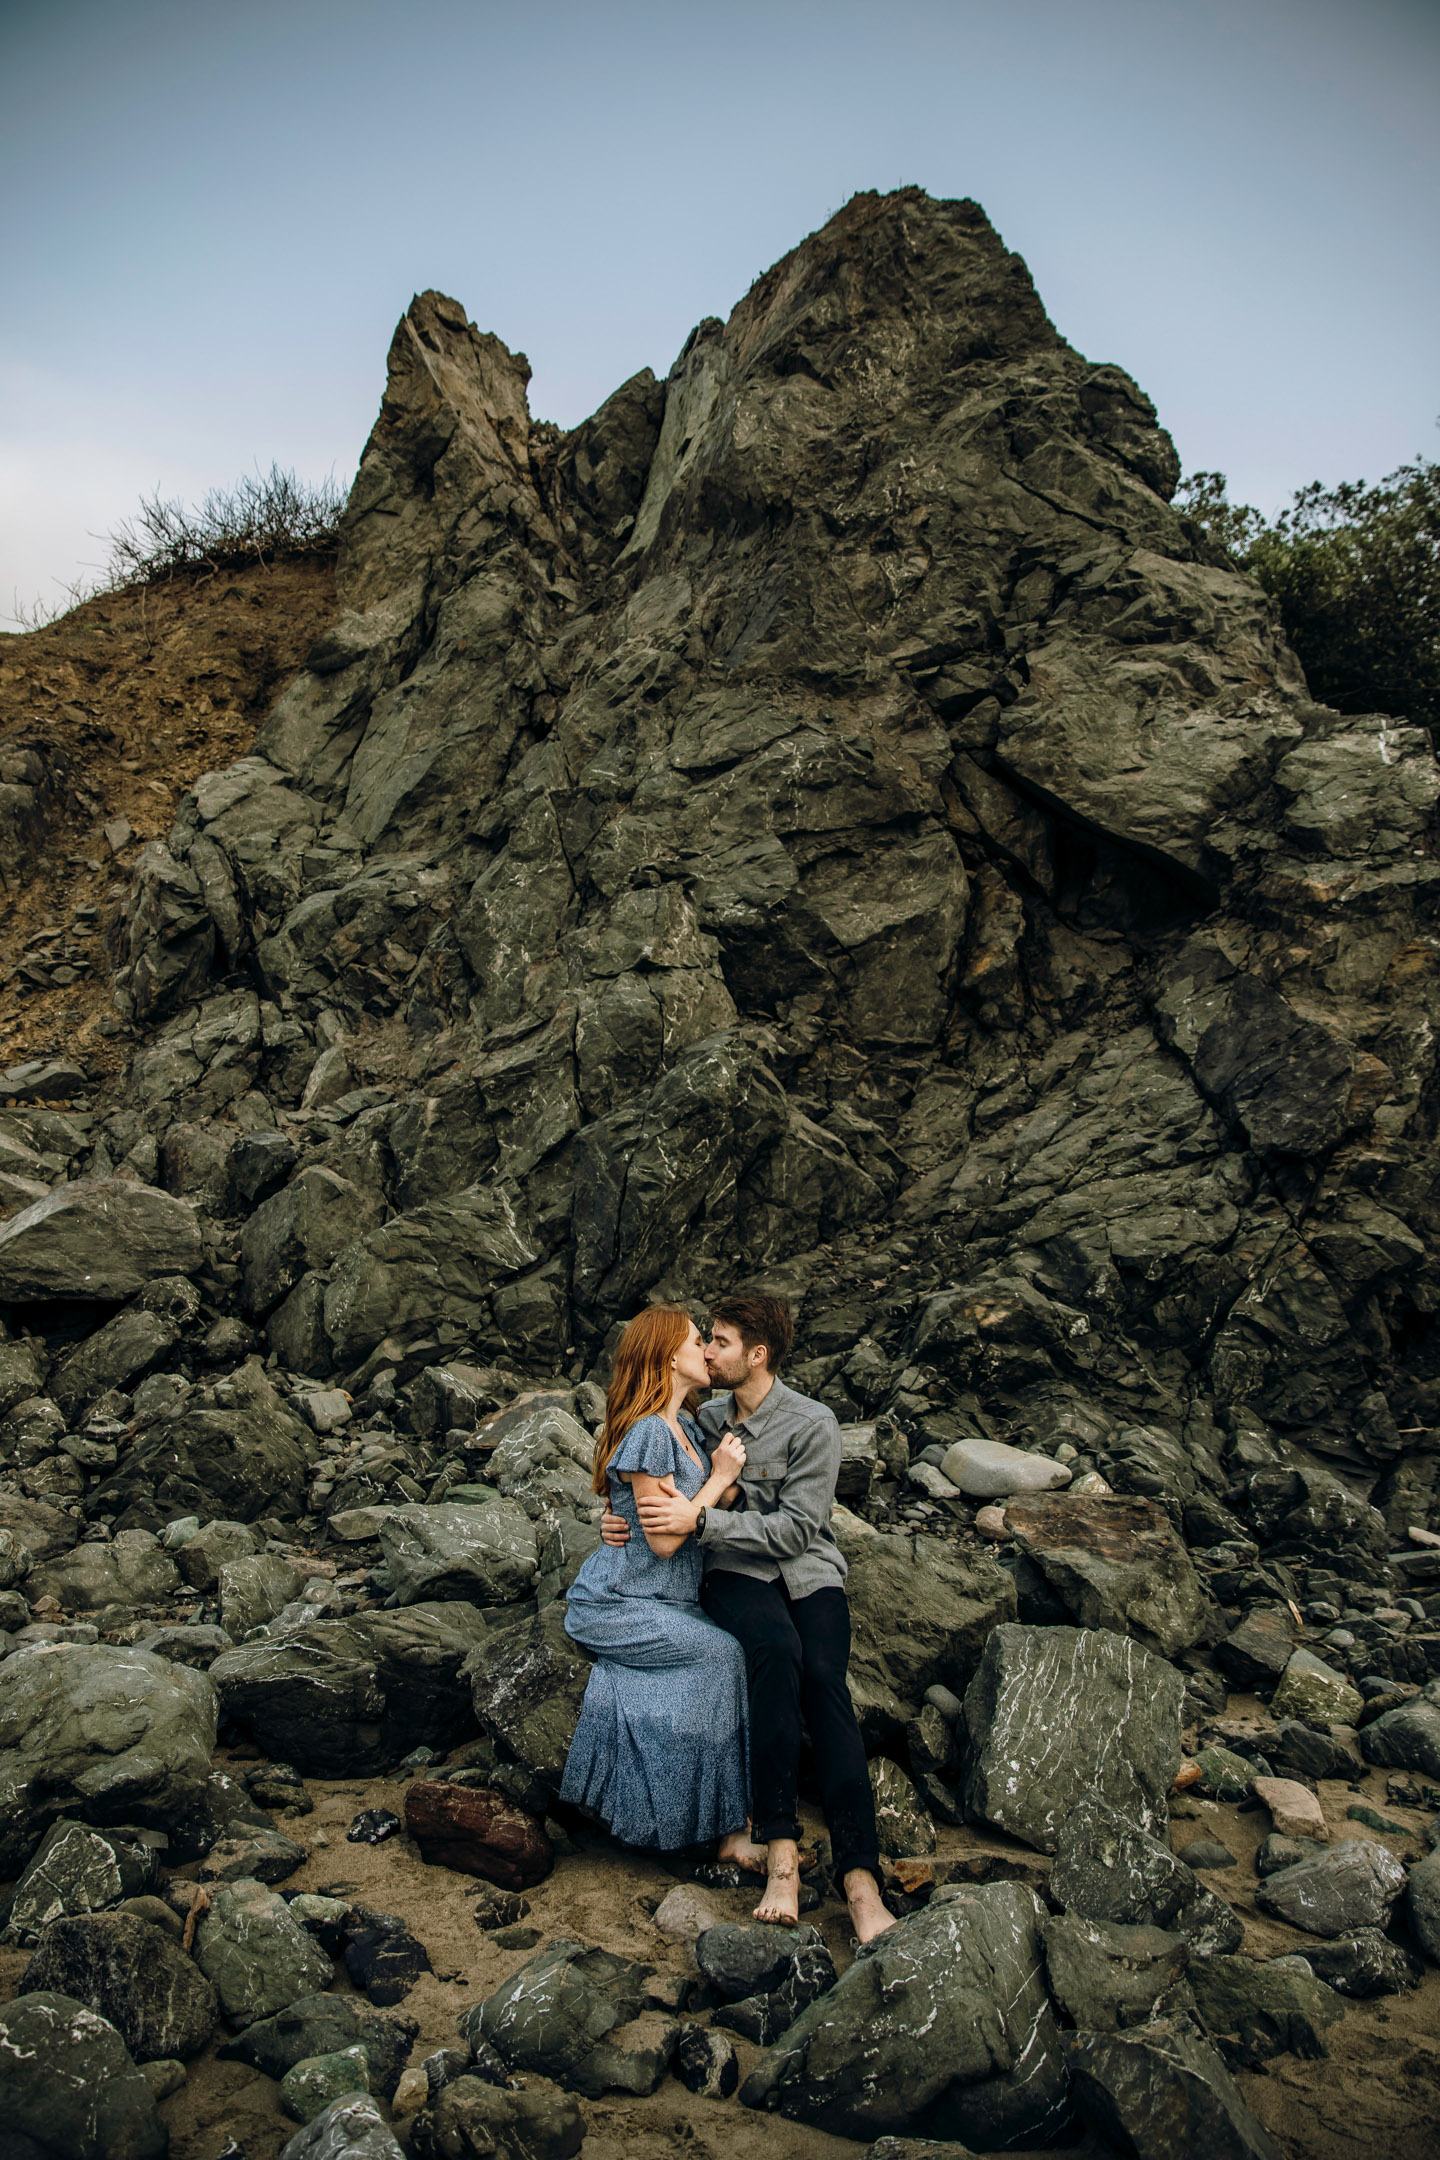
left=754, top=1836, right=801, bottom=1923
left=845, top=1868, right=896, bottom=1944
left=718, top=1829, right=768, bottom=1875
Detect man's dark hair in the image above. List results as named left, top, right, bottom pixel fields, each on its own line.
left=710, top=1292, right=794, bottom=1374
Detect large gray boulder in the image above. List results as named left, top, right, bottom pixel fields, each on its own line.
left=0, top=1642, right=217, bottom=1873
left=1042, top=1911, right=1191, bottom=2032
left=87, top=1388, right=309, bottom=1530
left=5, top=1819, right=157, bottom=1943
left=1254, top=1840, right=1408, bottom=1938
left=51, top=1306, right=181, bottom=1420
left=211, top=1601, right=489, bottom=1775
left=219, top=1990, right=419, bottom=2100
left=465, top=1936, right=678, bottom=2097
left=27, top=1536, right=181, bottom=1612
left=1359, top=1693, right=1440, bottom=1780
left=377, top=1499, right=538, bottom=1606
left=1407, top=1846, right=1440, bottom=1963
left=1188, top=1954, right=1346, bottom=2068
left=961, top=1624, right=1184, bottom=1851
left=408, top=2080, right=584, bottom=2160
left=0, top=1178, right=202, bottom=1299
left=194, top=1875, right=334, bottom=2028
left=465, top=1603, right=595, bottom=1788
left=842, top=1531, right=1016, bottom=1741
left=279, top=2092, right=407, bottom=2160
left=1067, top=2013, right=1284, bottom=2160
left=21, top=1909, right=219, bottom=2060
left=1050, top=1792, right=1243, bottom=1955
left=0, top=1990, right=167, bottom=2160
left=740, top=1882, right=1069, bottom=2147
left=1003, top=1492, right=1210, bottom=1657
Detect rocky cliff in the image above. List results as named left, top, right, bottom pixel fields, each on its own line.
left=68, top=187, right=1434, bottom=1518
left=0, top=185, right=1438, bottom=2160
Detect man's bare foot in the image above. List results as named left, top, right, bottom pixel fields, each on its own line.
left=845, top=1868, right=896, bottom=1944
left=754, top=1836, right=801, bottom=1923
left=718, top=1829, right=768, bottom=1874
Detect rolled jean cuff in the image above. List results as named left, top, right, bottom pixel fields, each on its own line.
left=832, top=1839, right=882, bottom=1885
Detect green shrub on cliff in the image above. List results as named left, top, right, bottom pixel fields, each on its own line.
left=1178, top=455, right=1440, bottom=733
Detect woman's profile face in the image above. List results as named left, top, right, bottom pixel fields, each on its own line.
left=673, top=1320, right=710, bottom=1389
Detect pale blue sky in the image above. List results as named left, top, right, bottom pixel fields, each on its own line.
left=2, top=0, right=1436, bottom=619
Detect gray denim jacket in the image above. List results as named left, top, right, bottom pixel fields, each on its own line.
left=695, top=1377, right=847, bottom=1597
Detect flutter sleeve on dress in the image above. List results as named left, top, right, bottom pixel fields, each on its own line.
left=607, top=1415, right=684, bottom=1484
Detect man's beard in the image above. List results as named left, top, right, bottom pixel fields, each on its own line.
left=705, top=1347, right=750, bottom=1387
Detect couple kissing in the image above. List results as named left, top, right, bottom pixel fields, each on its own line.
left=559, top=1292, right=894, bottom=1945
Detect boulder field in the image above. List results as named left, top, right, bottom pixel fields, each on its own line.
left=0, top=186, right=1437, bottom=2157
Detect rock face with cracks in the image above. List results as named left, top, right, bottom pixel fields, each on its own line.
left=56, top=181, right=1437, bottom=1533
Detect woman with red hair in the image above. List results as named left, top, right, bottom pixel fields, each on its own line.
left=560, top=1306, right=752, bottom=1852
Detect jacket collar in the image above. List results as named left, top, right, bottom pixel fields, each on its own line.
left=729, top=1375, right=788, bottom=1437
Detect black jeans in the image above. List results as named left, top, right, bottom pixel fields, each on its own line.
left=700, top=1569, right=881, bottom=1885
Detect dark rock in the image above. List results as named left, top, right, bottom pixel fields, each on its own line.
left=377, top=1500, right=538, bottom=1607
left=1066, top=2012, right=1284, bottom=2160
left=472, top=1884, right=531, bottom=1931
left=702, top=1924, right=838, bottom=2045
left=404, top=1780, right=552, bottom=1889
left=198, top=1826, right=309, bottom=1884
left=1215, top=1607, right=1298, bottom=1690
left=1407, top=1846, right=1440, bottom=1962
left=1255, top=1833, right=1315, bottom=1878
left=211, top=1601, right=489, bottom=1775
left=344, top=1924, right=433, bottom=2006
left=1188, top=1953, right=1345, bottom=2067
left=139, top=1621, right=235, bottom=1670
left=1269, top=1720, right=1359, bottom=1784
left=1041, top=1910, right=1190, bottom=2030
left=0, top=1179, right=202, bottom=1301
left=88, top=1386, right=309, bottom=1529
left=347, top=1811, right=402, bottom=1846
left=1303, top=1929, right=1423, bottom=1997
left=740, top=1883, right=1069, bottom=2146
left=0, top=1642, right=216, bottom=1874
left=277, top=2093, right=406, bottom=2160
left=279, top=2048, right=372, bottom=2126
left=421, top=2045, right=471, bottom=2099
left=1193, top=1746, right=1254, bottom=1801
left=219, top=1991, right=418, bottom=2100
left=193, top=1876, right=334, bottom=2028
left=842, top=1533, right=1016, bottom=1741
left=1051, top=1793, right=1244, bottom=1954
left=0, top=1990, right=167, bottom=2160
left=1177, top=1840, right=1236, bottom=1871
left=173, top=1517, right=261, bottom=1592
left=5, top=1819, right=157, bottom=1942
left=51, top=1306, right=181, bottom=1422
left=1359, top=1695, right=1440, bottom=1779
left=408, top=2078, right=585, bottom=2160
left=1254, top=1839, right=1407, bottom=1937
left=27, top=1535, right=181, bottom=1611
left=961, top=1623, right=1184, bottom=1851
left=674, top=2025, right=740, bottom=2099
left=464, top=1936, right=677, bottom=2097
left=20, top=1910, right=219, bottom=2060
left=1002, top=1492, right=1210, bottom=1657
left=465, top=1605, right=594, bottom=1790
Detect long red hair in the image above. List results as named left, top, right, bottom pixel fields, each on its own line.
left=592, top=1305, right=691, bottom=1494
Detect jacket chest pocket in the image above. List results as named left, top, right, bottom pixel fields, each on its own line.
left=740, top=1447, right=789, bottom=1499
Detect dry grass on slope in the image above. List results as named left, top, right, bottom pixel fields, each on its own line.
left=0, top=557, right=337, bottom=1084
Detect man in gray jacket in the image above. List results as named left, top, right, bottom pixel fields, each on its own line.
left=609, top=1292, right=892, bottom=1941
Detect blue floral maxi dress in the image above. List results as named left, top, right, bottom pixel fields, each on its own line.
left=561, top=1413, right=750, bottom=1850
